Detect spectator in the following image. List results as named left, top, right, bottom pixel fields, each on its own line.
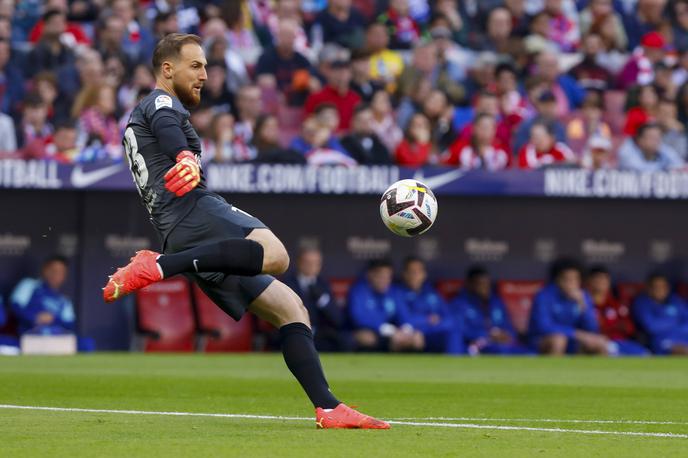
left=586, top=266, right=649, bottom=355
left=9, top=255, right=94, bottom=351
left=581, top=135, right=614, bottom=170
left=27, top=0, right=90, bottom=45
left=396, top=41, right=440, bottom=105
left=312, top=0, right=366, bottom=49
left=220, top=0, right=263, bottom=66
left=117, top=63, right=155, bottom=113
left=376, top=0, right=421, bottom=50
left=150, top=1, right=200, bottom=34
left=579, top=0, right=628, bottom=52
left=348, top=259, right=424, bottom=352
left=529, top=258, right=610, bottom=355
left=284, top=248, right=351, bottom=352
left=304, top=54, right=361, bottom=131
left=21, top=92, right=53, bottom=156
left=349, top=49, right=384, bottom=102
left=96, top=13, right=133, bottom=71
left=503, top=0, right=530, bottom=37
left=0, top=36, right=24, bottom=118
left=512, top=89, right=567, bottom=153
left=55, top=48, right=104, bottom=123
left=202, top=112, right=254, bottom=163
left=27, top=9, right=76, bottom=78
left=623, top=0, right=668, bottom=50
left=201, top=18, right=251, bottom=93
left=393, top=257, right=463, bottom=354
left=433, top=0, right=469, bottom=45
left=45, top=119, right=79, bottom=163
left=618, top=122, right=684, bottom=171
left=477, top=6, right=513, bottom=54
left=110, top=0, right=155, bottom=65
left=0, top=111, right=15, bottom=154
left=656, top=96, right=687, bottom=159
left=518, top=120, right=576, bottom=169
left=455, top=90, right=513, bottom=147
left=568, top=33, right=614, bottom=92
left=72, top=84, right=121, bottom=160
left=197, top=60, right=233, bottom=113
left=395, top=113, right=433, bottom=167
left=152, top=10, right=180, bottom=40
left=251, top=114, right=305, bottom=164
left=633, top=271, right=688, bottom=355
left=369, top=89, right=403, bottom=153
left=672, top=0, right=688, bottom=52
left=365, top=22, right=404, bottom=88
left=618, top=31, right=666, bottom=90
left=566, top=91, right=612, bottom=155
left=443, top=113, right=510, bottom=170
left=451, top=265, right=526, bottom=355
left=234, top=84, right=262, bottom=144
left=341, top=104, right=391, bottom=164
left=623, top=84, right=659, bottom=136
left=428, top=22, right=468, bottom=105
left=543, top=0, right=579, bottom=52
left=532, top=50, right=585, bottom=117
left=495, top=62, right=527, bottom=131
left=289, top=116, right=355, bottom=166
left=255, top=18, right=313, bottom=106
left=420, top=89, right=458, bottom=153
left=264, top=0, right=314, bottom=61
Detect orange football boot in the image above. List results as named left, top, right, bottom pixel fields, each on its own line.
left=103, top=250, right=163, bottom=302
left=315, top=404, right=390, bottom=429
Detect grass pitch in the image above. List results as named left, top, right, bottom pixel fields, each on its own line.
left=1, top=354, right=687, bottom=457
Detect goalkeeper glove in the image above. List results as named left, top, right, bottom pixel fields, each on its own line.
left=164, top=150, right=200, bottom=197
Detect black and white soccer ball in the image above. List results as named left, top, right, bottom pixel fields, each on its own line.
left=379, top=179, right=438, bottom=237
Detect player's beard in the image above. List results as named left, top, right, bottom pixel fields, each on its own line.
left=174, top=80, right=201, bottom=108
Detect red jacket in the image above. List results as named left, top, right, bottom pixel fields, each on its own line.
left=623, top=107, right=653, bottom=136
left=518, top=142, right=575, bottom=169
left=304, top=86, right=361, bottom=131
left=395, top=139, right=431, bottom=167
left=594, top=294, right=636, bottom=341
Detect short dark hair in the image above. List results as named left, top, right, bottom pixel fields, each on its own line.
left=646, top=270, right=670, bottom=284
left=367, top=258, right=393, bottom=271
left=587, top=264, right=609, bottom=278
left=43, top=9, right=64, bottom=23
left=466, top=265, right=489, bottom=281
left=152, top=33, right=203, bottom=74
left=313, top=102, right=338, bottom=115
left=549, top=257, right=583, bottom=281
left=402, top=256, right=424, bottom=270
left=42, top=255, right=68, bottom=268
left=495, top=62, right=517, bottom=78
left=635, top=122, right=661, bottom=139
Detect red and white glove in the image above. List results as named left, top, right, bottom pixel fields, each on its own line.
left=164, top=151, right=200, bottom=197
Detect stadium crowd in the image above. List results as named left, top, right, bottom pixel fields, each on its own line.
left=0, top=0, right=687, bottom=170
left=2, top=249, right=687, bottom=356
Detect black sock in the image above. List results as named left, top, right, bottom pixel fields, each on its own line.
left=157, top=239, right=264, bottom=277
left=280, top=322, right=340, bottom=409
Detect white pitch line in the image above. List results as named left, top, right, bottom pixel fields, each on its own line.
left=0, top=404, right=686, bottom=439
left=389, top=417, right=688, bottom=426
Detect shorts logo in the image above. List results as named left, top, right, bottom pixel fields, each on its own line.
left=155, top=95, right=173, bottom=110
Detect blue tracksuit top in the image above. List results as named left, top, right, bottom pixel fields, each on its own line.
left=528, top=283, right=599, bottom=339
left=348, top=280, right=400, bottom=332
left=451, top=290, right=516, bottom=342
left=10, top=278, right=76, bottom=334
left=392, top=283, right=454, bottom=333
left=632, top=293, right=688, bottom=351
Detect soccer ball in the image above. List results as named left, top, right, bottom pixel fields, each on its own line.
left=379, top=179, right=438, bottom=237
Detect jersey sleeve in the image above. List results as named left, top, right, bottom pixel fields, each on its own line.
left=144, top=93, right=191, bottom=159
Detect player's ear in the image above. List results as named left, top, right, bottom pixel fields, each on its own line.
left=161, top=60, right=174, bottom=79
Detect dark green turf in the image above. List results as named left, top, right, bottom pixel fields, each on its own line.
left=0, top=355, right=687, bottom=457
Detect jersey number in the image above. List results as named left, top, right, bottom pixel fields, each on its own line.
left=123, top=127, right=153, bottom=212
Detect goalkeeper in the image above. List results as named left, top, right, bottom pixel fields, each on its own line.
left=103, top=33, right=388, bottom=429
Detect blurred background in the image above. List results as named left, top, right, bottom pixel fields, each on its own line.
left=1, top=0, right=688, bottom=355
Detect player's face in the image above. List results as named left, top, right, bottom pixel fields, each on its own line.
left=557, top=269, right=582, bottom=299
left=587, top=272, right=611, bottom=296
left=648, top=278, right=670, bottom=303
left=368, top=266, right=393, bottom=294
left=297, top=251, right=322, bottom=278
left=172, top=43, right=207, bottom=108
left=402, top=261, right=426, bottom=292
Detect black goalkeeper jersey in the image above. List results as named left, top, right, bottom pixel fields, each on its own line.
left=124, top=88, right=211, bottom=238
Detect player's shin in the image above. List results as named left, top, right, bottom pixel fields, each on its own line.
left=279, top=322, right=340, bottom=409
left=156, top=238, right=264, bottom=277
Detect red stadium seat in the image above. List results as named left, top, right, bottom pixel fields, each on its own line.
left=616, top=282, right=645, bottom=307
left=330, top=277, right=355, bottom=307
left=435, top=279, right=464, bottom=301
left=135, top=276, right=195, bottom=352
left=676, top=282, right=688, bottom=300
left=192, top=284, right=253, bottom=352
left=497, top=280, right=545, bottom=335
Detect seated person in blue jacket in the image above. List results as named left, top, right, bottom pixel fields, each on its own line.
left=528, top=258, right=609, bottom=355
left=10, top=255, right=94, bottom=351
left=393, top=256, right=463, bottom=354
left=451, top=265, right=528, bottom=355
left=632, top=272, right=688, bottom=355
left=348, top=259, right=424, bottom=352
left=284, top=247, right=353, bottom=352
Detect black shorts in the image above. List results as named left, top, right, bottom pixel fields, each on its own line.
left=164, top=194, right=275, bottom=320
